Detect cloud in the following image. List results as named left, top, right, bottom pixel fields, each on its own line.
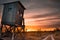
left=46, top=22, right=60, bottom=28
left=27, top=11, right=60, bottom=19
left=34, top=18, right=60, bottom=22
left=24, top=0, right=60, bottom=9
left=51, top=0, right=60, bottom=3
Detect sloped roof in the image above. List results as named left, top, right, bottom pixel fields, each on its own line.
left=2, top=1, right=26, bottom=10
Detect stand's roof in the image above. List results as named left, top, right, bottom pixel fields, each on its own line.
left=1, top=1, right=26, bottom=10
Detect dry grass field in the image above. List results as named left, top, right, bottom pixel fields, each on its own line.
left=1, top=31, right=60, bottom=40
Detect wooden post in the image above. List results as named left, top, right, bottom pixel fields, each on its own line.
left=0, top=24, right=3, bottom=39
left=12, top=26, right=15, bottom=40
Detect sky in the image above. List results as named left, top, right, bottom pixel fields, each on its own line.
left=0, top=0, right=60, bottom=31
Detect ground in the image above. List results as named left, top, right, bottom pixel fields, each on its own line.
left=1, top=31, right=60, bottom=40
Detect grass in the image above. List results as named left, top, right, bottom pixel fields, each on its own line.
left=1, top=31, right=60, bottom=40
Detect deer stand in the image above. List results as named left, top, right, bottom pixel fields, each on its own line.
left=1, top=1, right=25, bottom=40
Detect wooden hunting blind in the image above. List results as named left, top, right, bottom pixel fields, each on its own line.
left=1, top=1, right=25, bottom=27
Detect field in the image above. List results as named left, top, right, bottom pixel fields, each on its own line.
left=1, top=31, right=60, bottom=40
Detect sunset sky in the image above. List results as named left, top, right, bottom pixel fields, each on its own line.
left=0, top=0, right=60, bottom=31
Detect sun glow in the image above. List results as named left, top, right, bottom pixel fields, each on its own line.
left=25, top=25, right=56, bottom=32
left=26, top=29, right=31, bottom=32
left=26, top=29, right=38, bottom=32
